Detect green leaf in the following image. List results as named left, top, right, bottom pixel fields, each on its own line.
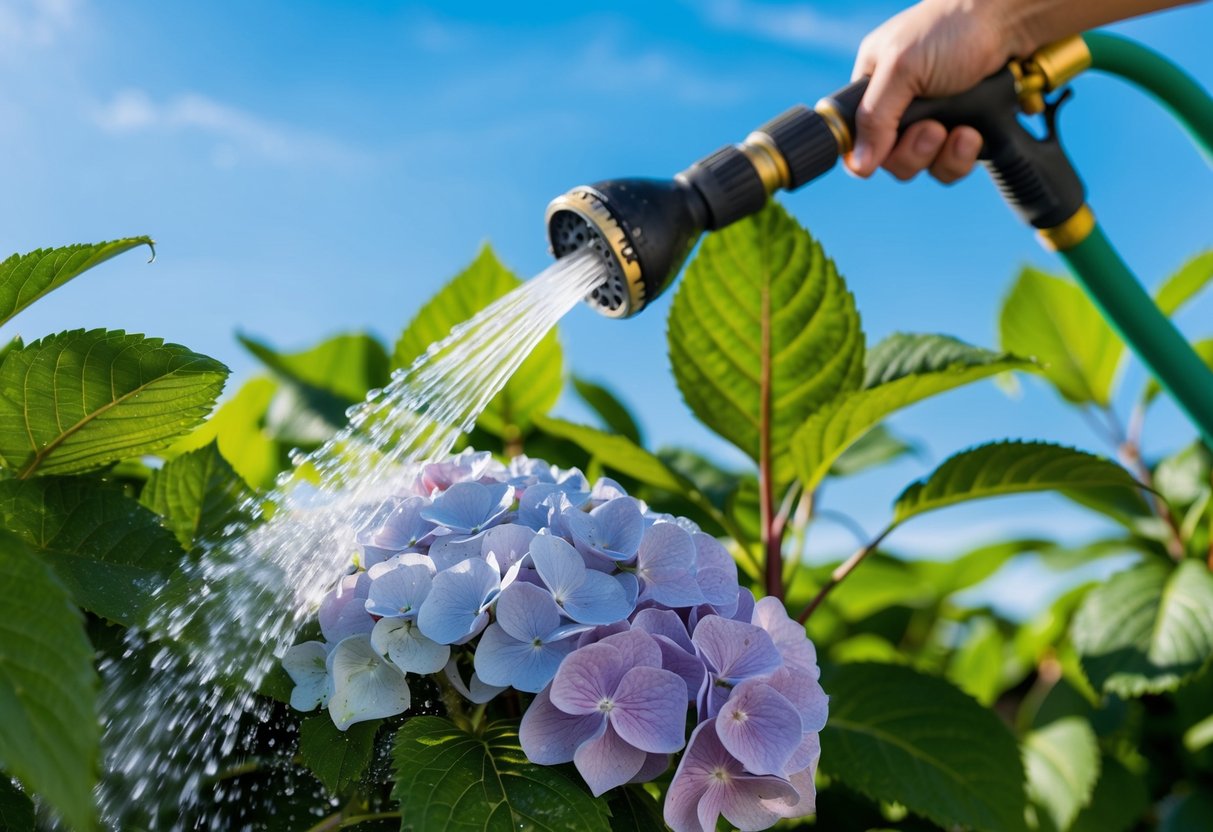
left=999, top=267, right=1122, bottom=406
left=0, top=237, right=153, bottom=327
left=1069, top=755, right=1149, bottom=832
left=392, top=246, right=563, bottom=437
left=140, top=442, right=254, bottom=551
left=392, top=716, right=611, bottom=832
left=821, top=662, right=1028, bottom=832
left=893, top=442, right=1144, bottom=525
left=829, top=424, right=919, bottom=478
left=240, top=331, right=389, bottom=404
left=297, top=715, right=377, bottom=795
left=605, top=785, right=666, bottom=832
left=1023, top=717, right=1100, bottom=831
left=0, top=329, right=228, bottom=478
left=947, top=617, right=1006, bottom=706
left=171, top=376, right=283, bottom=490
left=793, top=334, right=1027, bottom=492
left=0, top=336, right=22, bottom=365
left=668, top=201, right=863, bottom=486
left=1144, top=339, right=1213, bottom=406
left=0, top=531, right=98, bottom=831
left=1154, top=250, right=1213, bottom=317
left=0, top=478, right=183, bottom=626
left=0, top=776, right=35, bottom=832
left=1071, top=558, right=1213, bottom=697
left=572, top=376, right=643, bottom=445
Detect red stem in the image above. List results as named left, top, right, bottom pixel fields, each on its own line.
left=759, top=269, right=782, bottom=599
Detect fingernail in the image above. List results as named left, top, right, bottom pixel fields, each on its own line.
left=850, top=141, right=872, bottom=175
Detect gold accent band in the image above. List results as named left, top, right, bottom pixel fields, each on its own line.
left=740, top=132, right=791, bottom=194
left=1038, top=204, right=1096, bottom=252
left=545, top=188, right=645, bottom=317
left=1029, top=35, right=1092, bottom=91
left=813, top=99, right=853, bottom=155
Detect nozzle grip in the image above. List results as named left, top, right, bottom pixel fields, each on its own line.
left=820, top=70, right=1086, bottom=228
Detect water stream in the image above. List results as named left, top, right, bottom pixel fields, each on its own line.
left=96, top=249, right=606, bottom=829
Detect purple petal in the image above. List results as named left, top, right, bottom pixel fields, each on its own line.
left=519, top=687, right=604, bottom=765
left=782, top=731, right=822, bottom=790
left=653, top=636, right=706, bottom=702
left=494, top=581, right=562, bottom=643
left=692, top=616, right=781, bottom=682
left=529, top=533, right=587, bottom=600
left=473, top=621, right=577, bottom=692
left=562, top=569, right=634, bottom=626
left=630, top=752, right=670, bottom=784
left=610, top=666, right=688, bottom=753
left=418, top=450, right=499, bottom=494
left=365, top=558, right=434, bottom=619
left=766, top=666, right=829, bottom=735
left=442, top=659, right=507, bottom=705
left=715, top=681, right=803, bottom=775
left=421, top=481, right=514, bottom=534
left=364, top=496, right=437, bottom=550
left=564, top=497, right=645, bottom=561
left=576, top=621, right=630, bottom=649
left=551, top=642, right=627, bottom=714
left=417, top=558, right=500, bottom=645
left=519, top=484, right=590, bottom=532
left=371, top=617, right=450, bottom=675
left=598, top=628, right=663, bottom=671
left=574, top=721, right=647, bottom=797
left=326, top=635, right=411, bottom=731
left=632, top=608, right=694, bottom=653
left=752, top=597, right=820, bottom=679
left=637, top=522, right=704, bottom=607
left=319, top=573, right=374, bottom=642
left=282, top=641, right=330, bottom=711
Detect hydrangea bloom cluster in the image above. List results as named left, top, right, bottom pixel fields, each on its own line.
left=283, top=450, right=828, bottom=831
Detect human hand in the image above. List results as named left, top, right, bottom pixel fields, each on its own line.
left=847, top=0, right=1030, bottom=183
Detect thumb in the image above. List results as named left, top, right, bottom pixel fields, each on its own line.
left=847, top=61, right=917, bottom=177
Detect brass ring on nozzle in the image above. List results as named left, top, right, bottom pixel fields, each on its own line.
left=545, top=188, right=645, bottom=318
left=813, top=99, right=853, bottom=155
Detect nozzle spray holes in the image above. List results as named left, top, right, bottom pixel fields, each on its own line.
left=549, top=211, right=627, bottom=313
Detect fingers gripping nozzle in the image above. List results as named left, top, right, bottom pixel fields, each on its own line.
left=547, top=37, right=1092, bottom=317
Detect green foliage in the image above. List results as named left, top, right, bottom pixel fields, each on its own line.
left=893, top=442, right=1144, bottom=524
left=1070, top=755, right=1149, bottom=832
left=828, top=423, right=919, bottom=477
left=1023, top=717, right=1100, bottom=831
left=1154, top=249, right=1213, bottom=316
left=947, top=616, right=1006, bottom=706
left=0, top=329, right=227, bottom=477
left=392, top=717, right=611, bottom=832
left=821, top=662, right=1028, bottom=832
left=0, top=477, right=182, bottom=626
left=393, top=246, right=562, bottom=438
left=999, top=267, right=1122, bottom=405
left=792, top=334, right=1029, bottom=492
left=140, top=441, right=254, bottom=551
left=571, top=376, right=643, bottom=445
left=605, top=785, right=666, bottom=831
left=171, top=377, right=283, bottom=489
left=242, top=331, right=389, bottom=405
left=668, top=202, right=863, bottom=486
left=1071, top=558, right=1213, bottom=697
left=297, top=715, right=378, bottom=795
left=0, top=237, right=153, bottom=327
left=0, top=531, right=98, bottom=831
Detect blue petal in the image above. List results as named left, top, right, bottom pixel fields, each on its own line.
left=282, top=641, right=331, bottom=711
left=326, top=635, right=411, bottom=731
left=421, top=481, right=514, bottom=534
left=371, top=617, right=450, bottom=675
left=494, top=581, right=562, bottom=642
left=474, top=622, right=577, bottom=692
left=365, top=557, right=434, bottom=619
left=529, top=533, right=587, bottom=600
left=417, top=557, right=500, bottom=645
left=562, top=569, right=634, bottom=625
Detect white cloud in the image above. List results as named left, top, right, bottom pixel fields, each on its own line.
left=699, top=0, right=880, bottom=54
left=92, top=89, right=366, bottom=169
left=571, top=35, right=748, bottom=105
left=0, top=0, right=77, bottom=48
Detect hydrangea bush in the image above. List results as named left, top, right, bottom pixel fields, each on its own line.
left=284, top=450, right=827, bottom=830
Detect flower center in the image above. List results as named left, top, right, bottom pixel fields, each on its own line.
left=597, top=698, right=614, bottom=713
left=730, top=709, right=748, bottom=723
left=711, top=767, right=730, bottom=783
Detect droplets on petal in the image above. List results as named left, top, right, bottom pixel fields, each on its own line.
left=326, top=635, right=411, bottom=731
left=371, top=617, right=450, bottom=674
left=282, top=641, right=331, bottom=711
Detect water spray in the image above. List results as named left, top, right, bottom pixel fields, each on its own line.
left=546, top=31, right=1213, bottom=447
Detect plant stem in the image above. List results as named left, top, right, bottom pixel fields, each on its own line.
left=797, top=524, right=894, bottom=624
left=340, top=813, right=403, bottom=828
left=758, top=268, right=781, bottom=599
left=1118, top=436, right=1186, bottom=560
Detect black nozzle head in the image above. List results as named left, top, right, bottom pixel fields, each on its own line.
left=546, top=178, right=706, bottom=318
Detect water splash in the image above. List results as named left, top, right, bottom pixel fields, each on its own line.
left=95, top=250, right=606, bottom=829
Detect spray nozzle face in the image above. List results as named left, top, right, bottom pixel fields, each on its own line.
left=546, top=179, right=708, bottom=319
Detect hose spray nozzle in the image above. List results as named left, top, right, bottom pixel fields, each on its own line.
left=547, top=36, right=1093, bottom=318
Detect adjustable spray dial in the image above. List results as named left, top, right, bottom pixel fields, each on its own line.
left=546, top=37, right=1094, bottom=318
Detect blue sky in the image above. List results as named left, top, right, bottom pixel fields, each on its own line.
left=2, top=0, right=1211, bottom=605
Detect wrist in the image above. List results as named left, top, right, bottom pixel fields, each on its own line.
left=978, top=0, right=1054, bottom=58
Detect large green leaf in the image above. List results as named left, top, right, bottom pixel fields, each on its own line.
left=392, top=716, right=611, bottom=832
left=140, top=441, right=254, bottom=552
left=1071, top=558, right=1213, bottom=697
left=1155, top=249, right=1213, bottom=317
left=392, top=246, right=562, bottom=438
left=893, top=442, right=1144, bottom=525
left=821, top=662, right=1028, bottom=832
left=0, top=329, right=227, bottom=478
left=571, top=376, right=643, bottom=445
left=1069, top=755, right=1149, bottom=832
left=1023, top=717, right=1100, bottom=831
left=828, top=424, right=919, bottom=478
left=605, top=785, right=665, bottom=832
left=240, top=331, right=389, bottom=404
left=171, top=376, right=283, bottom=490
left=999, top=267, right=1122, bottom=406
left=297, top=715, right=377, bottom=795
left=668, top=201, right=863, bottom=485
left=0, top=478, right=183, bottom=626
left=0, top=531, right=98, bottom=831
left=947, top=617, right=1006, bottom=706
left=0, top=237, right=153, bottom=327
left=793, top=334, right=1028, bottom=492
